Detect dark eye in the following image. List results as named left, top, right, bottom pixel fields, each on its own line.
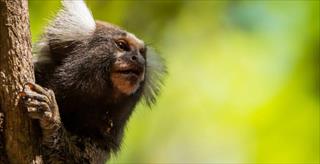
left=115, top=40, right=130, bottom=52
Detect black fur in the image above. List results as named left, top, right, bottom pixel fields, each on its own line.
left=29, top=22, right=157, bottom=163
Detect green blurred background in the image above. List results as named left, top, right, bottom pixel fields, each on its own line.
left=29, top=0, right=319, bottom=163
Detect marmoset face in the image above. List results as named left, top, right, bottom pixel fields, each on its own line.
left=94, top=21, right=147, bottom=95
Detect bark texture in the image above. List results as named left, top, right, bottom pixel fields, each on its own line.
left=0, top=0, right=42, bottom=163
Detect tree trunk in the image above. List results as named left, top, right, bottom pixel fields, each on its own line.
left=0, top=0, right=42, bottom=163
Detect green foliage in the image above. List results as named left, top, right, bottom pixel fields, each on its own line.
left=29, top=1, right=319, bottom=163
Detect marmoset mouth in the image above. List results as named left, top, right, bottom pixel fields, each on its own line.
left=111, top=63, right=145, bottom=95
left=113, top=64, right=144, bottom=78
left=110, top=53, right=146, bottom=95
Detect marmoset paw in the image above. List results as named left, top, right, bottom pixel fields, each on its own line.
left=19, top=82, right=60, bottom=129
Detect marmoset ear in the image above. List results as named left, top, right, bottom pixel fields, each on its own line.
left=34, top=0, right=96, bottom=63
left=47, top=0, right=96, bottom=43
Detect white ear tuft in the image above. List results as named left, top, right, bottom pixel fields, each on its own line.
left=143, top=48, right=167, bottom=106
left=46, top=0, right=96, bottom=43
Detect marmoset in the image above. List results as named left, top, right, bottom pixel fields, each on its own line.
left=19, top=0, right=166, bottom=163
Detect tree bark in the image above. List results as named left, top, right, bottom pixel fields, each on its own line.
left=0, top=0, right=42, bottom=163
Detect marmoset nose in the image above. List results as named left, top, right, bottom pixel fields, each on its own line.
left=124, top=53, right=145, bottom=65
left=131, top=55, right=137, bottom=61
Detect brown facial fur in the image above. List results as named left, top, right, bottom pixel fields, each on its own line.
left=111, top=52, right=145, bottom=95
left=111, top=73, right=142, bottom=95
left=94, top=21, right=146, bottom=95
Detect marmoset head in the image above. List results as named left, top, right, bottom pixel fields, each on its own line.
left=35, top=0, right=166, bottom=105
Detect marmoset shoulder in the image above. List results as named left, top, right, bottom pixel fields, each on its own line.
left=19, top=0, right=166, bottom=163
